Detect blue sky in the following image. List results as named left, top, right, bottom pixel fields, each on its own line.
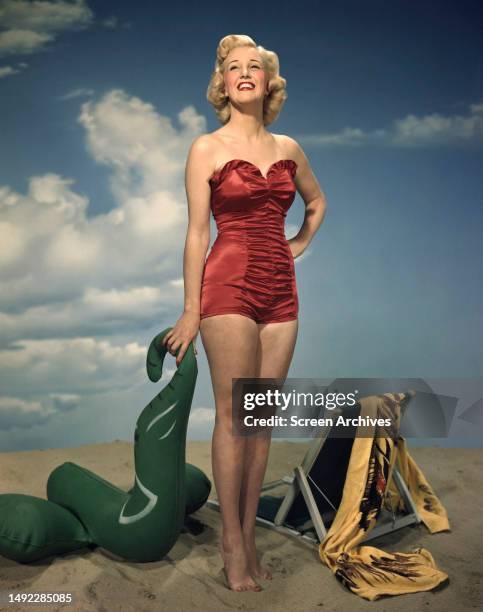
left=0, top=0, right=482, bottom=451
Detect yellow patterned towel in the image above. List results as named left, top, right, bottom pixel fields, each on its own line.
left=319, top=392, right=450, bottom=601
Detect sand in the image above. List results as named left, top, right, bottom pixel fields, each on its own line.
left=0, top=441, right=482, bottom=612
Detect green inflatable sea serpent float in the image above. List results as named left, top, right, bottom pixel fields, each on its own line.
left=0, top=328, right=211, bottom=563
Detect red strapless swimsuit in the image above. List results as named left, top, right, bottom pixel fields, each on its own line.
left=200, top=158, right=299, bottom=324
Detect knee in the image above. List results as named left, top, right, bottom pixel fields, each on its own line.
left=214, top=410, right=235, bottom=429
left=214, top=409, right=244, bottom=438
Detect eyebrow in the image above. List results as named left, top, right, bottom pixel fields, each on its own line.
left=228, top=58, right=261, bottom=64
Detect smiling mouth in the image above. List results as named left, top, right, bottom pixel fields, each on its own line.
left=237, top=83, right=255, bottom=91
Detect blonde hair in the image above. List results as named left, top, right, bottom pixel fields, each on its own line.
left=206, top=34, right=288, bottom=126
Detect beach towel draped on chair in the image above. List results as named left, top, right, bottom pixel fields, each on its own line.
left=319, top=393, right=450, bottom=601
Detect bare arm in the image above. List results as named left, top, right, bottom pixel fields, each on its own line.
left=282, top=135, right=327, bottom=258
left=162, top=134, right=214, bottom=365
left=183, top=135, right=213, bottom=315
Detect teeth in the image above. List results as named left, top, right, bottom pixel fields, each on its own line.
left=238, top=83, right=254, bottom=90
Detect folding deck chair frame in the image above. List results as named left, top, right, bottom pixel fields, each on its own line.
left=206, top=391, right=422, bottom=548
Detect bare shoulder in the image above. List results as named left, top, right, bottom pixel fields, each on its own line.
left=188, top=130, right=226, bottom=164
left=188, top=133, right=216, bottom=158
left=186, top=133, right=220, bottom=182
left=273, top=133, right=307, bottom=166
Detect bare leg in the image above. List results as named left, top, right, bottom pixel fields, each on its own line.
left=239, top=318, right=298, bottom=580
left=200, top=314, right=262, bottom=592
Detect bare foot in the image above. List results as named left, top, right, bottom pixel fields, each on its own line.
left=243, top=532, right=273, bottom=580
left=219, top=542, right=263, bottom=592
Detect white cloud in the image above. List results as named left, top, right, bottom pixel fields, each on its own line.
left=0, top=0, right=92, bottom=31
left=102, top=16, right=119, bottom=29
left=0, top=396, right=52, bottom=430
left=0, top=64, right=20, bottom=78
left=285, top=222, right=299, bottom=240
left=0, top=89, right=209, bottom=439
left=0, top=285, right=180, bottom=346
left=0, top=0, right=93, bottom=57
left=189, top=407, right=215, bottom=426
left=294, top=247, right=311, bottom=264
left=0, top=28, right=54, bottom=56
left=391, top=103, right=483, bottom=146
left=0, top=334, right=147, bottom=430
left=0, top=337, right=147, bottom=395
left=78, top=89, right=202, bottom=198
left=0, top=90, right=207, bottom=347
left=50, top=392, right=81, bottom=412
left=58, top=87, right=94, bottom=101
left=100, top=16, right=131, bottom=30
left=298, top=102, right=483, bottom=148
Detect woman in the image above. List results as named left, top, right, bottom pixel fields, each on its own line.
left=163, top=34, right=326, bottom=591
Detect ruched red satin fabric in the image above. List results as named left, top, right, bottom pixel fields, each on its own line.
left=200, top=159, right=299, bottom=324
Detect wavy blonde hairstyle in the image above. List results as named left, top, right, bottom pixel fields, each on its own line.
left=206, top=34, right=288, bottom=126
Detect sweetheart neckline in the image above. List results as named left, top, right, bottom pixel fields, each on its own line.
left=209, top=158, right=298, bottom=183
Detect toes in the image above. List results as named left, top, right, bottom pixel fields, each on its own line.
left=228, top=581, right=262, bottom=592
left=249, top=564, right=272, bottom=580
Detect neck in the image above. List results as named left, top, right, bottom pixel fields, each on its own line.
left=225, top=102, right=267, bottom=143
